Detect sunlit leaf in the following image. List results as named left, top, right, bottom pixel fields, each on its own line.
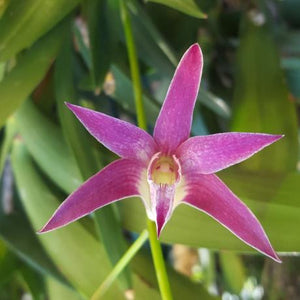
left=0, top=0, right=79, bottom=61
left=0, top=21, right=68, bottom=128
left=0, top=62, right=5, bottom=81
left=46, top=277, right=82, bottom=300
left=147, top=0, right=207, bottom=19
left=15, top=100, right=82, bottom=194
left=219, top=252, right=246, bottom=294
left=0, top=0, right=9, bottom=19
left=231, top=20, right=298, bottom=172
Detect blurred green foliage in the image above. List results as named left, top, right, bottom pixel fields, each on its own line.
left=0, top=0, right=299, bottom=299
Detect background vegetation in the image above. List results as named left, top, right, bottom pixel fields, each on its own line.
left=0, top=0, right=299, bottom=299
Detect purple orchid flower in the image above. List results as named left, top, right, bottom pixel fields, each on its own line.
left=40, top=44, right=282, bottom=262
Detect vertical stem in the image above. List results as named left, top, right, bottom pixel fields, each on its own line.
left=147, top=219, right=173, bottom=300
left=120, top=1, right=173, bottom=299
left=120, top=0, right=147, bottom=130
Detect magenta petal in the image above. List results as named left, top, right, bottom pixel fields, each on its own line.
left=183, top=173, right=280, bottom=262
left=66, top=103, right=157, bottom=163
left=152, top=184, right=176, bottom=237
left=39, top=159, right=144, bottom=233
left=153, top=44, right=203, bottom=153
left=177, top=133, right=283, bottom=174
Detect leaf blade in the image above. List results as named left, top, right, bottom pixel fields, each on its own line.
left=0, top=0, right=79, bottom=61
left=15, top=100, right=82, bottom=194
left=231, top=20, right=298, bottom=172
left=0, top=20, right=68, bottom=128
left=147, top=0, right=206, bottom=19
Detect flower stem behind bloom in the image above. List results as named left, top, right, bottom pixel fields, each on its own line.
left=120, top=0, right=173, bottom=299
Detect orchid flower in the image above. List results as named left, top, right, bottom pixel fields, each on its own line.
left=40, top=44, right=282, bottom=262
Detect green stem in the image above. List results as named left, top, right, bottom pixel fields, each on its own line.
left=91, top=230, right=149, bottom=300
left=147, top=220, right=173, bottom=300
left=120, top=1, right=173, bottom=299
left=120, top=0, right=147, bottom=130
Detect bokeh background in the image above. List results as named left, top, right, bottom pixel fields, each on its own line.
left=0, top=0, right=299, bottom=299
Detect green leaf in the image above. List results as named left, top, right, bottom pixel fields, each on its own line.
left=75, top=5, right=228, bottom=120
left=0, top=62, right=5, bottom=81
left=128, top=0, right=177, bottom=76
left=0, top=0, right=79, bottom=61
left=87, top=0, right=120, bottom=87
left=126, top=2, right=230, bottom=119
left=282, top=57, right=300, bottom=99
left=46, top=277, right=82, bottom=300
left=0, top=242, right=18, bottom=287
left=0, top=116, right=17, bottom=176
left=0, top=182, right=67, bottom=284
left=111, top=65, right=160, bottom=124
left=15, top=100, right=82, bottom=194
left=92, top=209, right=133, bottom=292
left=219, top=252, right=246, bottom=294
left=11, top=140, right=123, bottom=299
left=198, top=90, right=231, bottom=120
left=131, top=275, right=161, bottom=300
left=55, top=29, right=100, bottom=180
left=73, top=24, right=92, bottom=70
left=19, top=265, right=46, bottom=300
left=147, top=0, right=207, bottom=19
left=0, top=0, right=10, bottom=19
left=120, top=170, right=300, bottom=252
left=231, top=21, right=298, bottom=172
left=219, top=169, right=300, bottom=209
left=0, top=20, right=68, bottom=128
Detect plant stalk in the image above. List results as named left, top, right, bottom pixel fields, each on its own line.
left=91, top=230, right=149, bottom=299
left=120, top=1, right=173, bottom=299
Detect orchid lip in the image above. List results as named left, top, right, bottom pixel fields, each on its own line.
left=146, top=152, right=182, bottom=236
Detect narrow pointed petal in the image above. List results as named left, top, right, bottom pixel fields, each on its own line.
left=183, top=172, right=280, bottom=262
left=153, top=44, right=203, bottom=153
left=66, top=103, right=157, bottom=163
left=39, top=159, right=145, bottom=233
left=177, top=133, right=283, bottom=174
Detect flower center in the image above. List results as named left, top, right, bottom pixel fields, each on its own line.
left=148, top=153, right=180, bottom=185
